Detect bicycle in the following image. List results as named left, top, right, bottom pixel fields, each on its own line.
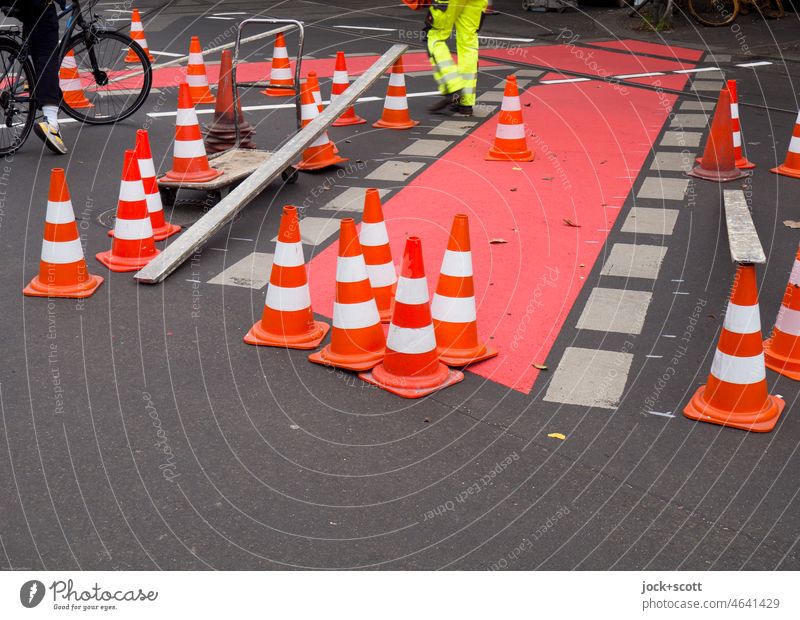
left=0, top=0, right=153, bottom=155
left=629, top=0, right=784, bottom=28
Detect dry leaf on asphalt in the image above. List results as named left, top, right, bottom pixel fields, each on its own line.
left=783, top=220, right=800, bottom=229
left=532, top=363, right=548, bottom=370
left=563, top=218, right=580, bottom=227
left=547, top=433, right=566, bottom=440
left=489, top=238, right=508, bottom=244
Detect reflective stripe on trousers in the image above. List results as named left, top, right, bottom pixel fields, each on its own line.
left=425, top=0, right=487, bottom=106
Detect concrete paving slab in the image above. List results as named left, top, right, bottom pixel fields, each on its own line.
left=621, top=207, right=680, bottom=236
left=690, top=80, right=723, bottom=92
left=429, top=120, right=477, bottom=136
left=680, top=100, right=717, bottom=111
left=543, top=347, right=634, bottom=408
left=650, top=151, right=694, bottom=173
left=365, top=160, right=425, bottom=181
left=670, top=113, right=709, bottom=129
left=576, top=287, right=653, bottom=335
left=400, top=139, right=452, bottom=157
left=660, top=130, right=702, bottom=148
left=272, top=216, right=340, bottom=246
left=637, top=177, right=690, bottom=201
left=477, top=90, right=506, bottom=102
left=207, top=252, right=273, bottom=289
left=320, top=187, right=390, bottom=212
left=600, top=243, right=668, bottom=279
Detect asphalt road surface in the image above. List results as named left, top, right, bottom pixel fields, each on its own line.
left=1, top=0, right=799, bottom=570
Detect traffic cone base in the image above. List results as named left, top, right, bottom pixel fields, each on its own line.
left=294, top=152, right=348, bottom=171
left=96, top=248, right=159, bottom=272
left=244, top=319, right=329, bottom=349
left=373, top=117, right=419, bottom=130
left=23, top=273, right=103, bottom=299
left=684, top=384, right=784, bottom=433
left=688, top=163, right=748, bottom=182
left=764, top=336, right=800, bottom=380
left=161, top=167, right=223, bottom=183
left=262, top=86, right=295, bottom=97
left=736, top=156, right=756, bottom=170
left=770, top=164, right=800, bottom=180
left=435, top=329, right=498, bottom=366
left=308, top=334, right=385, bottom=371
left=485, top=144, right=534, bottom=162
left=333, top=111, right=367, bottom=127
left=360, top=363, right=464, bottom=399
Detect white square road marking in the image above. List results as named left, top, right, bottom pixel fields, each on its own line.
left=690, top=81, right=723, bottom=92
left=576, top=287, right=653, bottom=335
left=637, top=177, right=690, bottom=201
left=271, top=217, right=340, bottom=246
left=320, top=187, right=389, bottom=212
left=660, top=131, right=701, bottom=148
left=472, top=105, right=497, bottom=118
left=543, top=347, right=634, bottom=409
left=207, top=252, right=273, bottom=289
left=600, top=243, right=668, bottom=280
left=366, top=160, right=425, bottom=182
left=400, top=139, right=452, bottom=157
left=477, top=90, right=506, bottom=102
left=621, top=207, right=680, bottom=236
left=515, top=69, right=544, bottom=77
left=670, top=113, right=709, bottom=129
left=650, top=151, right=694, bottom=173
left=680, top=101, right=717, bottom=111
left=429, top=120, right=477, bottom=136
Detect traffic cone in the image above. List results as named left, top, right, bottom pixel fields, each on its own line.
left=684, top=264, right=784, bottom=432
left=373, top=57, right=419, bottom=130
left=96, top=150, right=160, bottom=272
left=125, top=8, right=154, bottom=63
left=161, top=82, right=223, bottom=183
left=763, top=243, right=800, bottom=380
left=307, top=71, right=323, bottom=113
left=331, top=51, right=366, bottom=127
left=308, top=218, right=385, bottom=370
left=359, top=189, right=396, bottom=323
left=771, top=110, right=800, bottom=179
left=262, top=32, right=295, bottom=97
left=485, top=0, right=499, bottom=14
left=185, top=36, right=215, bottom=105
left=728, top=80, right=755, bottom=170
left=245, top=206, right=330, bottom=348
left=486, top=75, right=533, bottom=162
left=432, top=215, right=497, bottom=366
left=204, top=49, right=257, bottom=152
left=688, top=87, right=749, bottom=183
left=294, top=79, right=347, bottom=171
left=24, top=168, right=103, bottom=298
left=134, top=129, right=180, bottom=241
left=59, top=50, right=92, bottom=110
left=359, top=237, right=464, bottom=398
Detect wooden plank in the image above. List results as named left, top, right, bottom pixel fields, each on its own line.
left=723, top=189, right=766, bottom=264
left=134, top=44, right=408, bottom=284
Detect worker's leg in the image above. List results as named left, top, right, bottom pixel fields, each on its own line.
left=454, top=0, right=487, bottom=107
left=425, top=1, right=466, bottom=96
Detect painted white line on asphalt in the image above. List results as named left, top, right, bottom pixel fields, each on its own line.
left=662, top=335, right=677, bottom=338
left=334, top=25, right=397, bottom=32
left=673, top=291, right=689, bottom=295
left=151, top=51, right=185, bottom=58
left=647, top=411, right=676, bottom=418
left=736, top=61, right=772, bottom=68
left=147, top=96, right=383, bottom=118
left=478, top=35, right=534, bottom=43
left=646, top=355, right=663, bottom=359
left=213, top=12, right=248, bottom=15
left=231, top=237, right=254, bottom=242
left=614, top=72, right=665, bottom=79
left=674, top=67, right=721, bottom=74
left=206, top=16, right=237, bottom=20
left=540, top=77, right=590, bottom=84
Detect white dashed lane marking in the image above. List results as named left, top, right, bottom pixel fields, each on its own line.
left=207, top=252, right=273, bottom=289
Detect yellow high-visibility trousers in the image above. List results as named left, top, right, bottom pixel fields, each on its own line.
left=425, top=0, right=487, bottom=107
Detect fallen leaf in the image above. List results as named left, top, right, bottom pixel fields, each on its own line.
left=579, top=263, right=585, bottom=268
left=563, top=218, right=580, bottom=227
left=524, top=103, right=531, bottom=107
left=510, top=187, right=518, bottom=192
left=512, top=166, right=522, bottom=171
left=547, top=433, right=566, bottom=440
left=542, top=176, right=554, bottom=181
left=532, top=363, right=548, bottom=370
left=784, top=220, right=800, bottom=229
left=489, top=238, right=508, bottom=244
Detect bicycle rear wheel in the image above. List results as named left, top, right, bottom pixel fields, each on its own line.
left=0, top=38, right=35, bottom=156
left=60, top=30, right=152, bottom=125
left=687, top=0, right=739, bottom=26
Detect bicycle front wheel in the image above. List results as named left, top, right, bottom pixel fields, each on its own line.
left=60, top=30, right=152, bottom=125
left=0, top=37, right=35, bottom=156
left=687, top=0, right=739, bottom=26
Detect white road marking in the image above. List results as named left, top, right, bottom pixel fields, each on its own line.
left=206, top=16, right=237, bottom=20
left=540, top=77, right=590, bottom=84
left=647, top=411, right=676, bottom=418
left=150, top=51, right=185, bottom=58
left=146, top=96, right=382, bottom=118
left=613, top=72, right=665, bottom=79
left=334, top=25, right=397, bottom=32
left=674, top=67, right=722, bottom=74
left=736, top=61, right=772, bottom=68
left=478, top=35, right=534, bottom=43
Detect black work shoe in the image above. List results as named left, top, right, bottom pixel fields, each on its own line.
left=449, top=103, right=473, bottom=116
left=428, top=93, right=452, bottom=113
left=34, top=121, right=68, bottom=154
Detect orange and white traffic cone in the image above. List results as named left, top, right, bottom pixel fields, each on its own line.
left=728, top=80, right=754, bottom=170
left=59, top=50, right=93, bottom=110
left=126, top=8, right=154, bottom=63
left=186, top=36, right=215, bottom=105
left=373, top=57, right=419, bottom=130
left=161, top=82, right=223, bottom=183
left=331, top=51, right=366, bottom=127
left=763, top=243, right=800, bottom=380
left=359, top=188, right=396, bottom=323
left=308, top=218, right=385, bottom=371
left=96, top=150, right=160, bottom=272
left=307, top=71, right=324, bottom=113
left=684, top=264, right=784, bottom=432
left=23, top=168, right=103, bottom=298
left=245, top=206, right=330, bottom=349
left=688, top=87, right=748, bottom=183
left=359, top=236, right=464, bottom=398
left=485, top=0, right=499, bottom=14
left=432, top=214, right=497, bottom=366
left=771, top=110, right=800, bottom=179
left=486, top=75, right=533, bottom=162
left=294, top=79, right=347, bottom=171
left=134, top=129, right=180, bottom=241
left=262, top=32, right=295, bottom=97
